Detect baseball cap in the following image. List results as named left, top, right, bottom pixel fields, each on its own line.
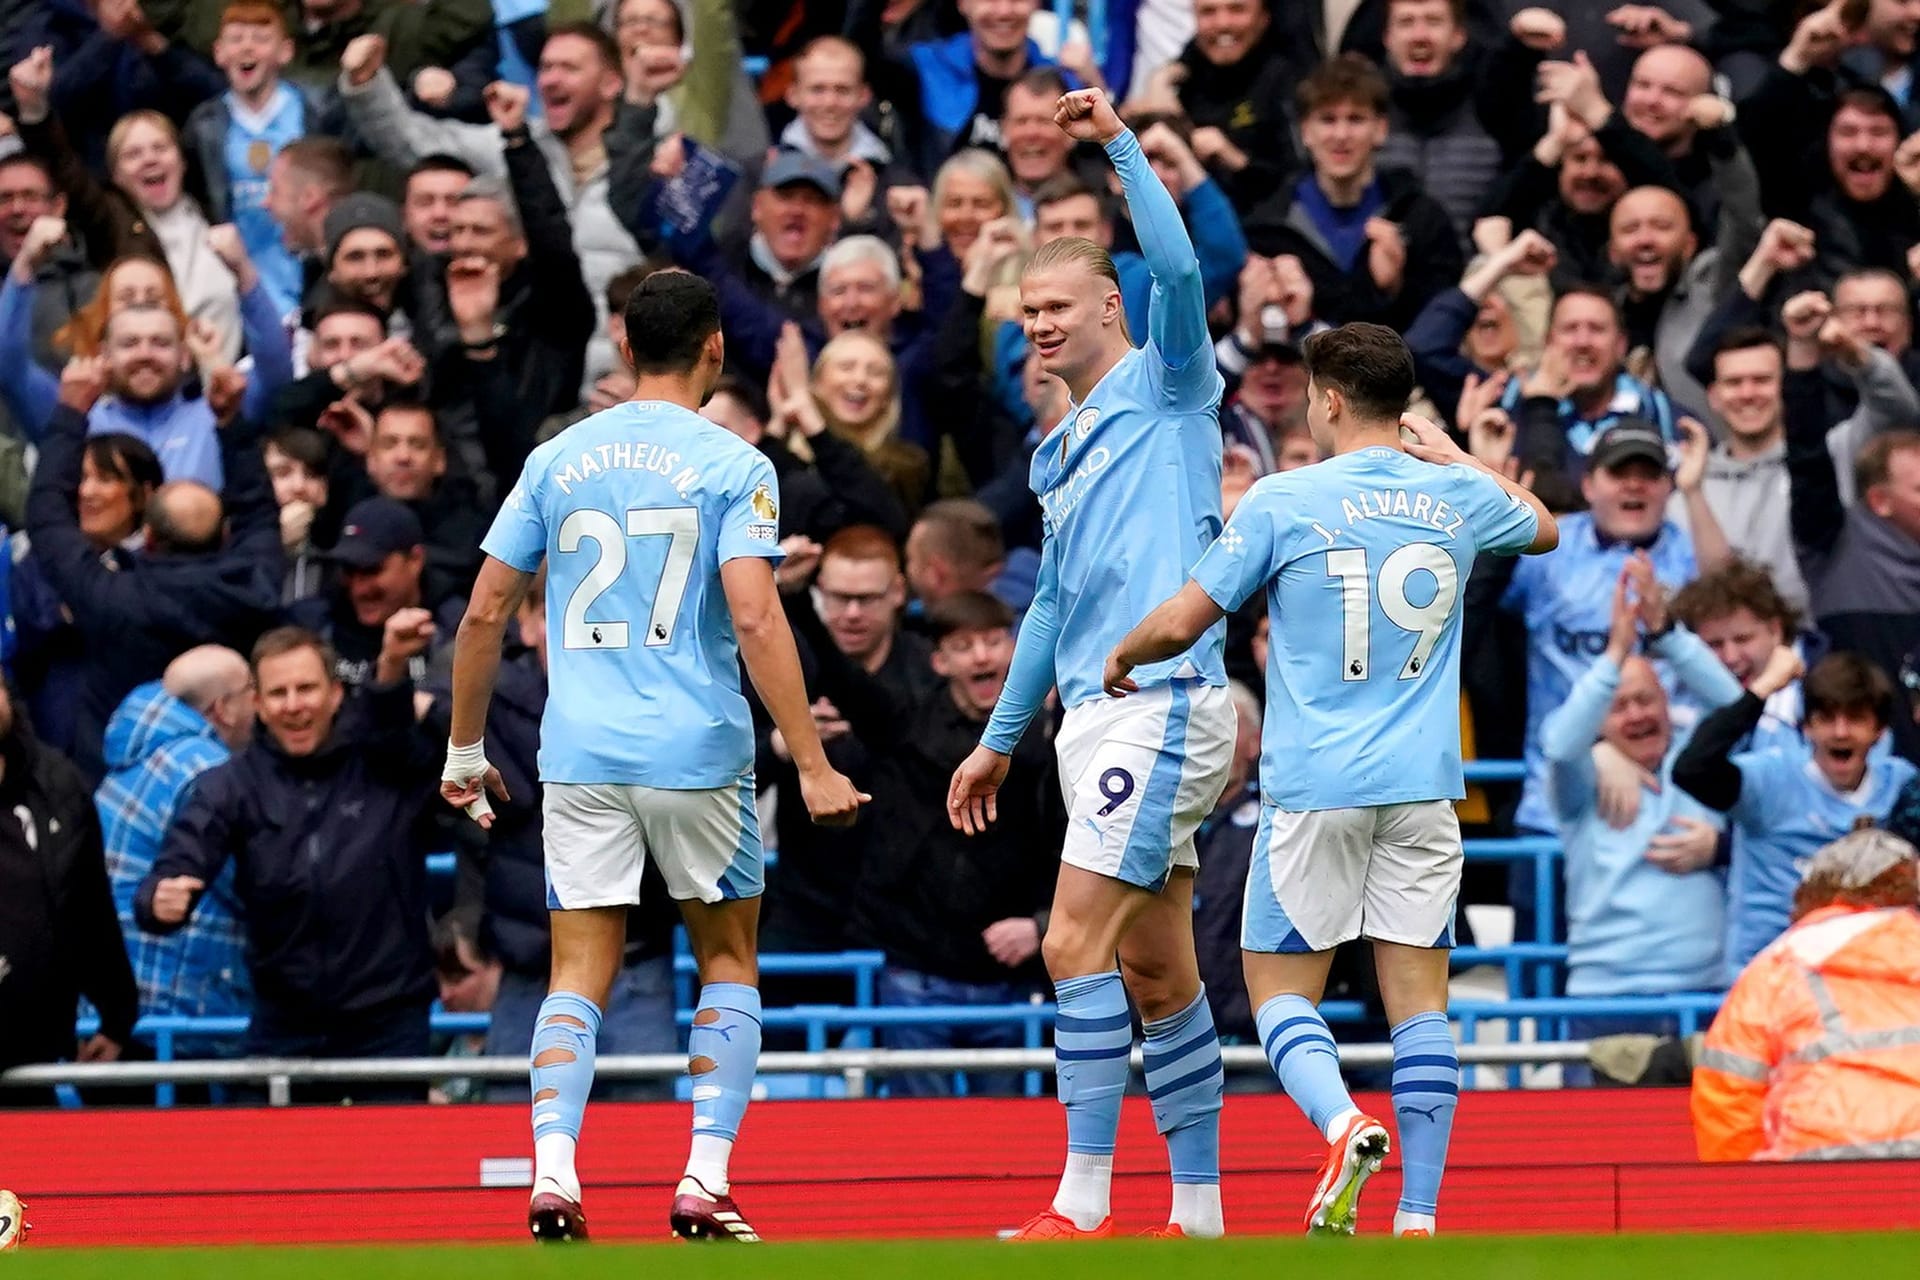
left=1589, top=418, right=1671, bottom=473
left=326, top=497, right=425, bottom=570
left=760, top=150, right=841, bottom=201
left=1803, top=829, right=1918, bottom=891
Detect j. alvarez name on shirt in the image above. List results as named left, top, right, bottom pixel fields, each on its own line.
left=552, top=441, right=702, bottom=497
left=1310, top=488, right=1467, bottom=544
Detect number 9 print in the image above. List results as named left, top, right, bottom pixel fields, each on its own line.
left=1096, top=767, right=1135, bottom=816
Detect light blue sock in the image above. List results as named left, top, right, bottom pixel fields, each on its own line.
left=1141, top=989, right=1224, bottom=1185
left=1390, top=1011, right=1459, bottom=1216
left=530, top=990, right=601, bottom=1159
left=1257, top=992, right=1355, bottom=1137
left=689, top=982, right=762, bottom=1142
left=1054, top=970, right=1132, bottom=1155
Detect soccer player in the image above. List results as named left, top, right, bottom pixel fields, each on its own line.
left=1104, top=324, right=1558, bottom=1236
left=947, top=87, right=1240, bottom=1240
left=440, top=271, right=867, bottom=1244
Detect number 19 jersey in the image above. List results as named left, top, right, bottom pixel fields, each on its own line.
left=1190, top=447, right=1537, bottom=812
left=481, top=401, right=784, bottom=789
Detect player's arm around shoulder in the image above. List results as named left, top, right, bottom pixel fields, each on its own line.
left=1401, top=412, right=1558, bottom=555
left=1105, top=487, right=1282, bottom=697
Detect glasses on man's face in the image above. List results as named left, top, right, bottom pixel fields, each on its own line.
left=815, top=587, right=890, bottom=614
left=1834, top=302, right=1909, bottom=321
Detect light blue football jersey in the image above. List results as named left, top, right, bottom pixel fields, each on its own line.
left=223, top=85, right=307, bottom=318
left=482, top=401, right=784, bottom=788
left=981, top=127, right=1226, bottom=753
left=1191, top=447, right=1538, bottom=811
left=1500, top=512, right=1699, bottom=833
left=1723, top=749, right=1918, bottom=967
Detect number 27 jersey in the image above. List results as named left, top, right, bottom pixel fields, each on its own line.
left=482, top=401, right=784, bottom=789
left=1190, top=447, right=1537, bottom=812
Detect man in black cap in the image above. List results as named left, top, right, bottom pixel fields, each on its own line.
left=642, top=150, right=845, bottom=384
left=287, top=496, right=464, bottom=690
left=1475, top=414, right=1730, bottom=939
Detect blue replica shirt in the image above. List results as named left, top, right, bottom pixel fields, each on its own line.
left=981, top=127, right=1227, bottom=752
left=482, top=401, right=784, bottom=788
left=223, top=85, right=307, bottom=318
left=1539, top=630, right=1743, bottom=997
left=1501, top=512, right=1698, bottom=833
left=1190, top=448, right=1538, bottom=811
left=1723, top=750, right=1919, bottom=968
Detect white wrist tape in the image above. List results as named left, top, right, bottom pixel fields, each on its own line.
left=443, top=739, right=494, bottom=822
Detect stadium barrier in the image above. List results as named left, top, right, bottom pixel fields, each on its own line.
left=45, top=758, right=1704, bottom=1104
left=2, top=1039, right=1591, bottom=1105
left=10, top=1090, right=1920, bottom=1245
left=50, top=985, right=1721, bottom=1107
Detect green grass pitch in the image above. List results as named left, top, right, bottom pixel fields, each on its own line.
left=8, top=1233, right=1920, bottom=1278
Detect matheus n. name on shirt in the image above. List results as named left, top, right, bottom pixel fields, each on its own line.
left=481, top=401, right=784, bottom=790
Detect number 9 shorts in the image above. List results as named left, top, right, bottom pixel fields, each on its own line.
left=1054, top=680, right=1236, bottom=893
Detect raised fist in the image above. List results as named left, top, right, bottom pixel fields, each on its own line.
left=341, top=33, right=388, bottom=87
left=484, top=81, right=530, bottom=133
left=1510, top=8, right=1567, bottom=52
left=413, top=66, right=455, bottom=108
left=59, top=354, right=108, bottom=414
left=1053, top=87, right=1124, bottom=145
left=9, top=45, right=53, bottom=124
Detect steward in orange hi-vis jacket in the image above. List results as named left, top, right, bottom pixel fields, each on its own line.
left=1693, top=830, right=1920, bottom=1161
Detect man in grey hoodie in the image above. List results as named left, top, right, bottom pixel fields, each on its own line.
left=336, top=21, right=642, bottom=393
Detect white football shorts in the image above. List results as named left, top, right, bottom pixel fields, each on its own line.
left=1241, top=800, right=1463, bottom=953
left=1055, top=681, right=1236, bottom=892
left=542, top=778, right=763, bottom=909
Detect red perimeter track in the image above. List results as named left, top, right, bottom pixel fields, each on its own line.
left=5, top=1089, right=1917, bottom=1245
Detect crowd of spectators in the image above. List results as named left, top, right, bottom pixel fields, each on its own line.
left=1, top=0, right=1919, bottom=1104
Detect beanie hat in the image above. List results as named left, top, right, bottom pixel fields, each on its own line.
left=323, top=192, right=406, bottom=267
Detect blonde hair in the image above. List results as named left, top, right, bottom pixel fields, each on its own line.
left=106, top=111, right=183, bottom=207
left=928, top=148, right=1016, bottom=248
left=812, top=330, right=901, bottom=452
left=1025, top=236, right=1132, bottom=343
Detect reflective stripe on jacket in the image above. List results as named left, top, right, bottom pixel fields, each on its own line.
left=1693, top=906, right=1920, bottom=1161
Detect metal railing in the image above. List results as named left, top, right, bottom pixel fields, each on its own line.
left=1, top=1039, right=1592, bottom=1105
left=34, top=756, right=1685, bottom=1107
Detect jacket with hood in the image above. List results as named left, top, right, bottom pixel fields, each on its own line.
left=1174, top=23, right=1301, bottom=212
left=870, top=29, right=1066, bottom=180
left=96, top=680, right=250, bottom=1020
left=1376, top=55, right=1503, bottom=251
left=1242, top=167, right=1464, bottom=333
left=134, top=676, right=441, bottom=1021
left=1695, top=904, right=1920, bottom=1161
left=337, top=65, right=641, bottom=394
left=26, top=404, right=283, bottom=781
left=0, top=713, right=137, bottom=1072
